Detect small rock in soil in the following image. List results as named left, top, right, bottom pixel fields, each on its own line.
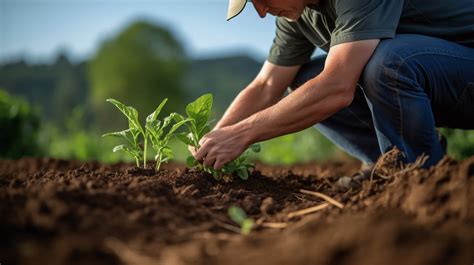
left=242, top=195, right=261, bottom=215
left=260, top=197, right=275, bottom=215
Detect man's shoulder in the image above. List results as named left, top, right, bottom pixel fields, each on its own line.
left=275, top=7, right=321, bottom=30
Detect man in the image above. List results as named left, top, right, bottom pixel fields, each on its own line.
left=194, top=0, right=474, bottom=173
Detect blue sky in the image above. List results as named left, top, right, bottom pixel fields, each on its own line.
left=0, top=0, right=278, bottom=63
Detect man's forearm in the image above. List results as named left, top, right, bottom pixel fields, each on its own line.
left=214, top=81, right=282, bottom=129
left=194, top=41, right=379, bottom=170
left=237, top=74, right=354, bottom=144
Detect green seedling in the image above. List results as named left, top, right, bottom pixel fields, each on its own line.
left=176, top=94, right=260, bottom=180
left=145, top=100, right=190, bottom=171
left=175, top=93, right=213, bottom=149
left=102, top=99, right=144, bottom=167
left=103, top=98, right=189, bottom=170
left=228, top=206, right=255, bottom=235
left=219, top=143, right=261, bottom=180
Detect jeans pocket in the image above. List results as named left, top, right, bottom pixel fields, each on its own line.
left=447, top=82, right=474, bottom=129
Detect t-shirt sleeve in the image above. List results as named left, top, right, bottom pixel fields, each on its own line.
left=267, top=17, right=316, bottom=66
left=330, top=0, right=404, bottom=47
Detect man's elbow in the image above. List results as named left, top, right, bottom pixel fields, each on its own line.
left=250, top=80, right=284, bottom=105
left=334, top=85, right=356, bottom=109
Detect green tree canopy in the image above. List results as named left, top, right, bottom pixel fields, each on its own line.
left=88, top=20, right=187, bottom=129
left=0, top=89, right=41, bottom=158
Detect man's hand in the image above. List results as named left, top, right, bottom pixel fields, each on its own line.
left=194, top=124, right=251, bottom=170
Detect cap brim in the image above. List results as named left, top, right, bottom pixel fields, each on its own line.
left=227, top=0, right=248, bottom=21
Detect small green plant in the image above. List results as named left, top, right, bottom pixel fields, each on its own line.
left=228, top=206, right=255, bottom=235
left=102, top=98, right=188, bottom=170
left=145, top=105, right=190, bottom=171
left=176, top=94, right=260, bottom=180
left=102, top=99, right=143, bottom=166
left=176, top=94, right=213, bottom=150
left=218, top=143, right=261, bottom=180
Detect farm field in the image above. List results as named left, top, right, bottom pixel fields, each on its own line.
left=1, top=155, right=473, bottom=265
left=3, top=2, right=474, bottom=265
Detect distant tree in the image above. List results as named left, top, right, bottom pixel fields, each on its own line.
left=0, top=52, right=89, bottom=125
left=183, top=55, right=262, bottom=115
left=53, top=52, right=90, bottom=123
left=88, top=20, right=188, bottom=129
left=0, top=89, right=41, bottom=158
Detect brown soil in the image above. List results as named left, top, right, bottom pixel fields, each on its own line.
left=1, top=156, right=473, bottom=265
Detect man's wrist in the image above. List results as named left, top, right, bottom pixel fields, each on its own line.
left=231, top=118, right=259, bottom=147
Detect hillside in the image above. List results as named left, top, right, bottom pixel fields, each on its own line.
left=0, top=53, right=262, bottom=124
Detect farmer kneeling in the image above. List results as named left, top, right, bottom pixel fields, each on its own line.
left=193, top=0, right=474, bottom=179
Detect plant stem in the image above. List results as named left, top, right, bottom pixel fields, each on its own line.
left=155, top=153, right=162, bottom=171
left=143, top=136, right=148, bottom=168
left=135, top=157, right=139, bottom=167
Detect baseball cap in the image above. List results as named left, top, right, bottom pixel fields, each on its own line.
left=227, top=0, right=249, bottom=21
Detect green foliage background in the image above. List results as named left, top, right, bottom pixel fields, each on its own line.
left=1, top=19, right=473, bottom=164
left=0, top=90, right=41, bottom=158
left=438, top=128, right=474, bottom=160
left=39, top=107, right=128, bottom=163
left=88, top=20, right=187, bottom=130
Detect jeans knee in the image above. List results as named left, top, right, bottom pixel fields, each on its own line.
left=362, top=35, right=436, bottom=100
left=360, top=40, right=405, bottom=99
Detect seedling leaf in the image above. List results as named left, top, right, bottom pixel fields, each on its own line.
left=106, top=98, right=143, bottom=134
left=228, top=206, right=247, bottom=224
left=176, top=132, right=194, bottom=146
left=112, top=144, right=140, bottom=159
left=102, top=129, right=135, bottom=145
left=236, top=168, right=249, bottom=180
left=228, top=206, right=254, bottom=235
left=197, top=125, right=211, bottom=140
left=186, top=155, right=198, bottom=167
left=241, top=219, right=255, bottom=235
left=146, top=98, right=168, bottom=123
left=164, top=118, right=191, bottom=142
left=249, top=143, right=261, bottom=153
left=185, top=94, right=212, bottom=132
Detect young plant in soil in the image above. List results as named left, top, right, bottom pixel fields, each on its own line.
left=176, top=94, right=260, bottom=180
left=228, top=206, right=255, bottom=235
left=144, top=100, right=190, bottom=171
left=102, top=98, right=189, bottom=170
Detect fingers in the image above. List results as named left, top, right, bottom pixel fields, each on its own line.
left=202, top=155, right=217, bottom=168
left=194, top=144, right=207, bottom=162
left=194, top=141, right=226, bottom=170
left=195, top=142, right=218, bottom=168
left=188, top=145, right=197, bottom=156
left=193, top=128, right=245, bottom=170
left=198, top=137, right=207, bottom=147
left=194, top=135, right=210, bottom=161
left=213, top=158, right=226, bottom=170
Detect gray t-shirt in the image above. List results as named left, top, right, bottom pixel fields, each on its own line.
left=268, top=0, right=474, bottom=66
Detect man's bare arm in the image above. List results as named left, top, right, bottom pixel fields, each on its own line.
left=214, top=61, right=301, bottom=130
left=195, top=39, right=380, bottom=169
left=243, top=39, right=381, bottom=142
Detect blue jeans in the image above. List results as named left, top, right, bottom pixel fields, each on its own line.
left=290, top=34, right=474, bottom=167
